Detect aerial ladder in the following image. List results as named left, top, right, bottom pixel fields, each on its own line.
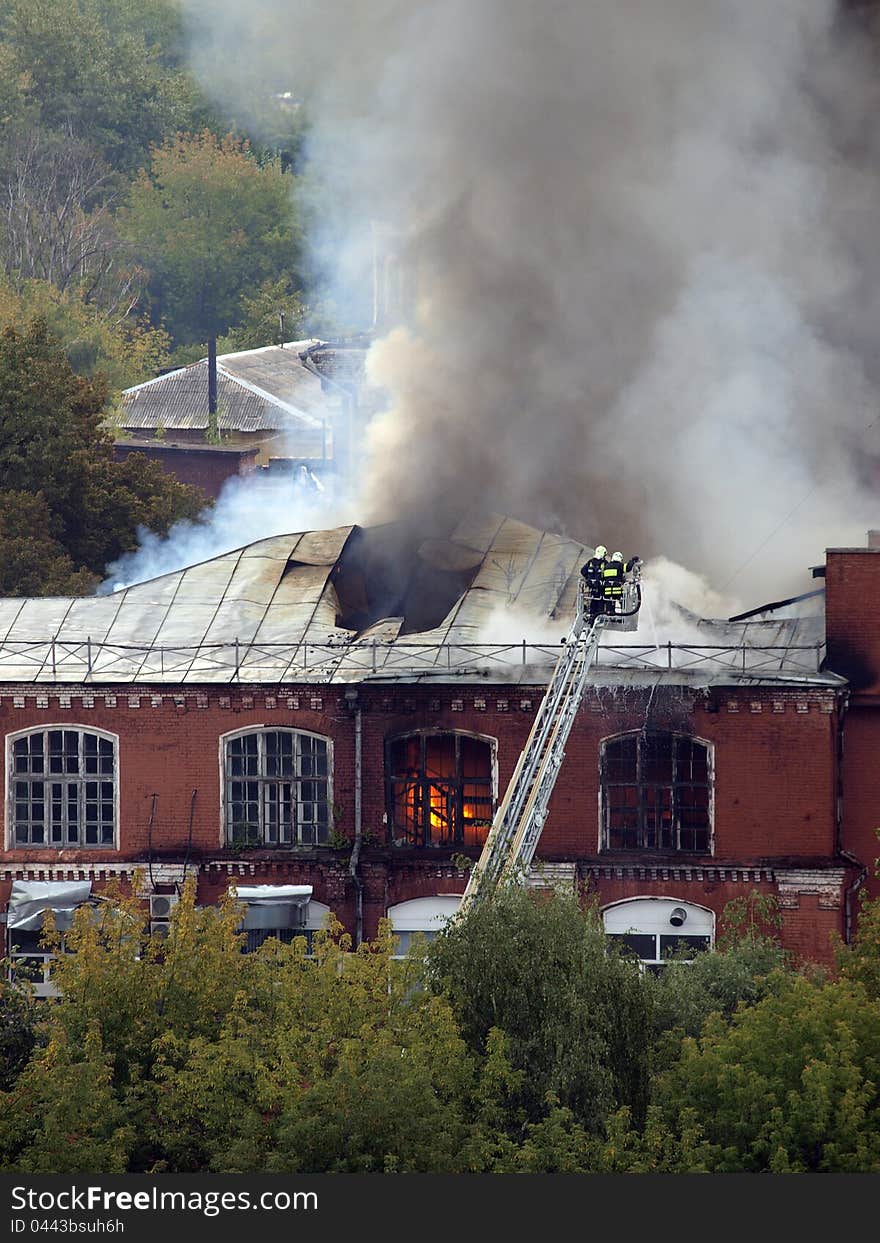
left=459, top=558, right=642, bottom=914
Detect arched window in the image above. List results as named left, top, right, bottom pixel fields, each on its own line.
left=603, top=897, right=714, bottom=972
left=7, top=728, right=117, bottom=848
left=387, top=732, right=493, bottom=847
left=600, top=731, right=712, bottom=852
left=223, top=729, right=331, bottom=846
left=387, top=895, right=461, bottom=957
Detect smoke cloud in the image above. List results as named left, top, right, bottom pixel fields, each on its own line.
left=103, top=471, right=355, bottom=590
left=177, top=0, right=880, bottom=605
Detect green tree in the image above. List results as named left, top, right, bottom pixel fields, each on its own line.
left=0, top=319, right=207, bottom=591
left=0, top=493, right=98, bottom=595
left=0, top=974, right=39, bottom=1092
left=217, top=277, right=308, bottom=353
left=0, top=0, right=211, bottom=173
left=425, top=886, right=652, bottom=1134
left=120, top=131, right=303, bottom=346
left=643, top=975, right=880, bottom=1172
left=647, top=892, right=791, bottom=1070
left=0, top=883, right=516, bottom=1174
left=0, top=276, right=169, bottom=391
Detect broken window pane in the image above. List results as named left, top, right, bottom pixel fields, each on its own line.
left=602, top=732, right=711, bottom=853
left=388, top=732, right=493, bottom=847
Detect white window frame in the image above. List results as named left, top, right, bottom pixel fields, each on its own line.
left=602, top=896, right=715, bottom=971
left=6, top=725, right=120, bottom=850
left=387, top=895, right=462, bottom=958
left=219, top=726, right=333, bottom=848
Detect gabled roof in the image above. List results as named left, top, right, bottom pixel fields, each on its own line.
left=112, top=341, right=328, bottom=434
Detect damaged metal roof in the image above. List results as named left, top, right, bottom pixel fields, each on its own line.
left=0, top=515, right=841, bottom=687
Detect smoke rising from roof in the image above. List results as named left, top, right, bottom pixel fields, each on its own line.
left=181, top=0, right=880, bottom=602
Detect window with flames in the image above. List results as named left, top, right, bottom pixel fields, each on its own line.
left=601, top=731, right=712, bottom=853
left=387, top=732, right=493, bottom=848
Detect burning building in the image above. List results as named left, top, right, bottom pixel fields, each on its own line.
left=0, top=511, right=877, bottom=981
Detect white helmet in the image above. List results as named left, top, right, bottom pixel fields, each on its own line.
left=594, top=545, right=607, bottom=558
left=611, top=551, right=624, bottom=562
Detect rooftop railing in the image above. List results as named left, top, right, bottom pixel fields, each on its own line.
left=0, top=637, right=829, bottom=682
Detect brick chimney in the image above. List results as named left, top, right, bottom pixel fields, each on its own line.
left=824, top=531, right=880, bottom=692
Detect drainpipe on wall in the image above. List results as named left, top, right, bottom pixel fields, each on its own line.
left=345, top=689, right=364, bottom=947
left=835, top=688, right=868, bottom=944
left=841, top=850, right=869, bottom=945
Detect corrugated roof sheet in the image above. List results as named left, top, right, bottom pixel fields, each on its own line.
left=115, top=344, right=328, bottom=435
left=0, top=515, right=841, bottom=687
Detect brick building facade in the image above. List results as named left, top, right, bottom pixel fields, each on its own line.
left=1, top=516, right=877, bottom=974
left=112, top=441, right=260, bottom=500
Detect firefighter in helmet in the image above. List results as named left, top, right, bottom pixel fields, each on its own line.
left=580, top=545, right=608, bottom=618
left=600, top=550, right=626, bottom=614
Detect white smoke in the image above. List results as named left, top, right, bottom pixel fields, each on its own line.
left=103, top=470, right=356, bottom=590
left=167, top=1, right=880, bottom=608
left=627, top=557, right=740, bottom=648
left=473, top=603, right=573, bottom=648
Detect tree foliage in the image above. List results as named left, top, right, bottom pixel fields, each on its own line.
left=0, top=0, right=211, bottom=173
left=0, top=277, right=169, bottom=390
left=636, top=975, right=880, bottom=1172
left=0, top=319, right=207, bottom=592
left=2, top=882, right=879, bottom=1173
left=647, top=890, right=791, bottom=1070
left=121, top=132, right=302, bottom=346
left=0, top=882, right=520, bottom=1174
left=425, top=886, right=652, bottom=1133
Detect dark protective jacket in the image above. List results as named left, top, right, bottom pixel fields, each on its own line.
left=581, top=557, right=606, bottom=596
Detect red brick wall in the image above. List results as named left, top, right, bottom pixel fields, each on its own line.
left=839, top=703, right=880, bottom=902
left=112, top=443, right=259, bottom=500
left=0, top=681, right=848, bottom=962
left=825, top=548, right=880, bottom=693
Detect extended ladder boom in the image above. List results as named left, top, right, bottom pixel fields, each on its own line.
left=459, top=589, right=607, bottom=912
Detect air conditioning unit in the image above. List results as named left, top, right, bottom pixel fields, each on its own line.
left=149, top=920, right=172, bottom=940
left=149, top=893, right=179, bottom=921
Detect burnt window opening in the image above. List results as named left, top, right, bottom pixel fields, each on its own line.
left=387, top=732, right=493, bottom=848
left=9, top=729, right=116, bottom=848
left=224, top=730, right=331, bottom=847
left=601, top=732, right=711, bottom=853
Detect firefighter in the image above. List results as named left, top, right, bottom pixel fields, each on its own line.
left=601, top=551, right=626, bottom=614
left=580, top=545, right=608, bottom=618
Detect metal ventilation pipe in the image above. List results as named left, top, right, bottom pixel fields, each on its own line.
left=208, top=337, right=218, bottom=416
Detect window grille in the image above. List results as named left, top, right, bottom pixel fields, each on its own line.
left=387, top=733, right=493, bottom=847
left=225, top=730, right=331, bottom=846
left=10, top=729, right=116, bottom=847
left=601, top=732, right=711, bottom=852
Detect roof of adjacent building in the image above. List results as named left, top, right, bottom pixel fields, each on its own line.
left=0, top=513, right=841, bottom=688
left=112, top=341, right=335, bottom=435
